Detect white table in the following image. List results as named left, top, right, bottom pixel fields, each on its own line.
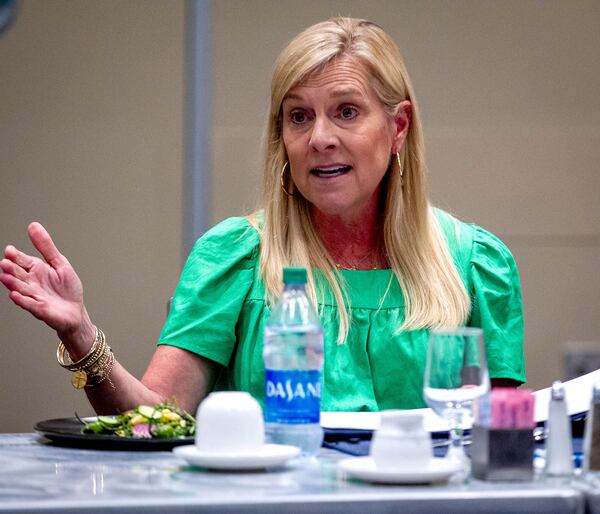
left=0, top=433, right=585, bottom=514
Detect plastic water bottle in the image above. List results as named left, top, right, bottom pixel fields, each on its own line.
left=263, top=267, right=324, bottom=455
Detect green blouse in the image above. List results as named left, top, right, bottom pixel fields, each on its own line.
left=157, top=210, right=525, bottom=411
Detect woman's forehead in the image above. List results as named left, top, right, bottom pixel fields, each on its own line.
left=284, top=56, right=375, bottom=101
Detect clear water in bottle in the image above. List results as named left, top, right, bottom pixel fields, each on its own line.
left=263, top=268, right=324, bottom=455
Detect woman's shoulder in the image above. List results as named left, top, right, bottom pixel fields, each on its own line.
left=201, top=214, right=260, bottom=241
left=433, top=208, right=475, bottom=267
left=189, top=213, right=262, bottom=267
left=433, top=208, right=517, bottom=274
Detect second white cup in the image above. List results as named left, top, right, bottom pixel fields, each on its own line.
left=195, top=391, right=265, bottom=455
left=370, top=410, right=432, bottom=469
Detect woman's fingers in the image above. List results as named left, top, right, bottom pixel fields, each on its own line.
left=0, top=270, right=35, bottom=296
left=0, top=257, right=29, bottom=282
left=28, top=222, right=67, bottom=269
left=2, top=224, right=82, bottom=332
left=4, top=245, right=36, bottom=271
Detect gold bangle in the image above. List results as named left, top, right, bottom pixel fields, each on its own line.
left=57, top=327, right=101, bottom=370
left=78, top=329, right=106, bottom=373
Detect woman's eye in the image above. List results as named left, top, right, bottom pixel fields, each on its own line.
left=340, top=106, right=358, bottom=120
left=290, top=110, right=307, bottom=124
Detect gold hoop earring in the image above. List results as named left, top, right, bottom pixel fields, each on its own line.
left=395, top=151, right=404, bottom=187
left=280, top=161, right=294, bottom=196
left=396, top=152, right=403, bottom=179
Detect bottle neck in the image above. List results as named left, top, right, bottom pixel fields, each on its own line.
left=283, top=283, right=307, bottom=292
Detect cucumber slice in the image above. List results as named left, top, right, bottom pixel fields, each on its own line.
left=97, top=415, right=121, bottom=428
left=137, top=405, right=161, bottom=420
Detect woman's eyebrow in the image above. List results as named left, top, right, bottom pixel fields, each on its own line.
left=283, top=93, right=303, bottom=103
left=330, top=87, right=363, bottom=98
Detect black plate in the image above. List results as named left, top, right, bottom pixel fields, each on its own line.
left=34, top=417, right=194, bottom=451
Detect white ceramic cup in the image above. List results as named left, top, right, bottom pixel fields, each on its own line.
left=195, top=392, right=265, bottom=455
left=370, top=410, right=432, bottom=469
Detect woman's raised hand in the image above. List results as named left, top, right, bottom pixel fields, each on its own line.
left=0, top=223, right=94, bottom=349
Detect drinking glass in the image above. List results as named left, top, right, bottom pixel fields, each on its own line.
left=424, top=327, right=490, bottom=463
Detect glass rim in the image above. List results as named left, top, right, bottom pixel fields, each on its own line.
left=429, top=326, right=483, bottom=337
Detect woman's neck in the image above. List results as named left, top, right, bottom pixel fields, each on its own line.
left=311, top=204, right=388, bottom=270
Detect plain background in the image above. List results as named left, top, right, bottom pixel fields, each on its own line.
left=1, top=0, right=599, bottom=431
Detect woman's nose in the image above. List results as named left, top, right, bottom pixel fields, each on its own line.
left=309, top=117, right=337, bottom=152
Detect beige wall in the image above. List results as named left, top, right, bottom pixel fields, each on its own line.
left=1, top=0, right=599, bottom=431
left=0, top=1, right=184, bottom=431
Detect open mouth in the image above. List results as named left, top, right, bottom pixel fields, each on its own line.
left=310, top=165, right=352, bottom=178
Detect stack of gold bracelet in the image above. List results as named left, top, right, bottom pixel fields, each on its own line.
left=56, top=327, right=115, bottom=390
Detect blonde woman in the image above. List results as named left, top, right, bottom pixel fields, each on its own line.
left=0, top=18, right=524, bottom=416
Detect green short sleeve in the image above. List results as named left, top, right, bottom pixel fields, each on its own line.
left=469, top=227, right=526, bottom=383
left=156, top=209, right=525, bottom=410
left=157, top=217, right=259, bottom=367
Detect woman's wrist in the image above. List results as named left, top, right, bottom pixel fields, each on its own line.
left=57, top=327, right=115, bottom=390
left=57, top=310, right=96, bottom=361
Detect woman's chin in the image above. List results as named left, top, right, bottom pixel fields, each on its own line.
left=309, top=201, right=368, bottom=223
left=304, top=187, right=383, bottom=223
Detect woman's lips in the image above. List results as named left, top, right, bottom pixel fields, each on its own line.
left=310, top=165, right=352, bottom=178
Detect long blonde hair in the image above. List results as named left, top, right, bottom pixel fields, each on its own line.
left=249, top=17, right=470, bottom=342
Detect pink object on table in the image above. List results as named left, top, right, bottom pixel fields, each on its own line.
left=490, top=388, right=535, bottom=429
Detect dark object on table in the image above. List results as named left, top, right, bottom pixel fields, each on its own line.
left=471, top=425, right=534, bottom=481
left=322, top=428, right=373, bottom=456
left=322, top=428, right=452, bottom=458
left=34, top=417, right=194, bottom=451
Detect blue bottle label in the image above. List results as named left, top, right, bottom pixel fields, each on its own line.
left=264, top=369, right=321, bottom=424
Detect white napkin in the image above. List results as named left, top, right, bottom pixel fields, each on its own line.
left=321, top=409, right=448, bottom=432
left=533, top=368, right=600, bottom=422
left=321, top=368, right=600, bottom=433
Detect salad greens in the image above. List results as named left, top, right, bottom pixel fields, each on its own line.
left=79, top=401, right=195, bottom=439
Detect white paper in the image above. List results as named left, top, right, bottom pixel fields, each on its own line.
left=320, top=409, right=450, bottom=433
left=533, top=368, right=600, bottom=422
left=321, top=368, right=600, bottom=433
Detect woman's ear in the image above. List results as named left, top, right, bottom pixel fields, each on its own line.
left=392, top=100, right=412, bottom=153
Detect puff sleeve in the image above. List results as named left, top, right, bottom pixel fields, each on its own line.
left=469, top=227, right=526, bottom=383
left=157, top=217, right=259, bottom=366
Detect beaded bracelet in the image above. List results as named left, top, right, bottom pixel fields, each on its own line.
left=56, top=328, right=115, bottom=389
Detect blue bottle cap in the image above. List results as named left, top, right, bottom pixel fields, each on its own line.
left=283, top=267, right=307, bottom=285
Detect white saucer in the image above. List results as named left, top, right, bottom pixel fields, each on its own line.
left=337, top=457, right=464, bottom=484
left=173, top=444, right=300, bottom=470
